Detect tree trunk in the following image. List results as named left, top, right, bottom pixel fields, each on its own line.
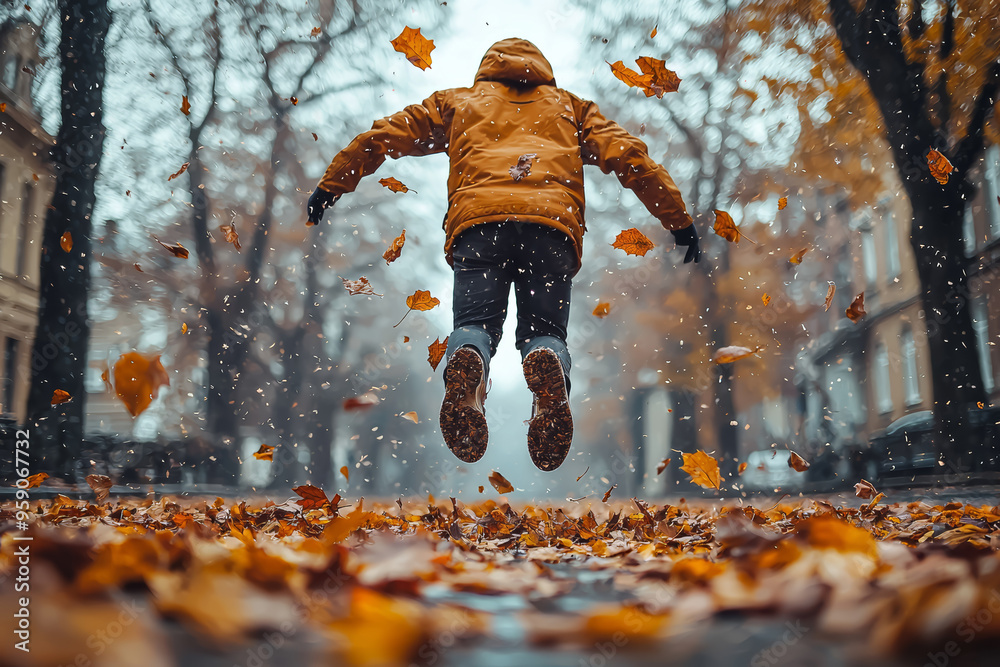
left=28, top=0, right=110, bottom=477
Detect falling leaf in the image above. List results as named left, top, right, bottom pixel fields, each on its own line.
left=824, top=284, right=836, bottom=311
left=611, top=228, right=655, bottom=257
left=167, top=162, right=190, bottom=181
left=403, top=336, right=410, bottom=343
left=713, top=210, right=756, bottom=244
left=219, top=223, right=241, bottom=250
left=340, top=466, right=350, bottom=482
left=292, top=484, right=330, bottom=511
left=854, top=479, right=877, bottom=500
left=926, top=148, right=955, bottom=185
left=310, top=26, right=321, bottom=37
left=509, top=153, right=538, bottom=181
left=343, top=392, right=380, bottom=411
left=427, top=337, right=448, bottom=371
left=341, top=276, right=382, bottom=297
left=311, top=132, right=318, bottom=141
left=635, top=57, right=681, bottom=97
left=478, top=485, right=484, bottom=493
left=394, top=290, right=440, bottom=327
left=680, top=450, right=721, bottom=490
left=181, top=323, right=188, bottom=334
left=111, top=351, right=170, bottom=417
left=253, top=444, right=275, bottom=461
left=846, top=292, right=866, bottom=323
left=650, top=24, right=657, bottom=38
left=738, top=462, right=748, bottom=475
left=488, top=470, right=514, bottom=494
left=607, top=60, right=651, bottom=93
left=180, top=96, right=191, bottom=115
left=23, top=472, right=49, bottom=489
left=154, top=237, right=189, bottom=259
left=761, top=293, right=771, bottom=306
left=789, top=248, right=809, bottom=265
left=134, top=263, right=143, bottom=272
left=60, top=231, right=72, bottom=252
left=379, top=177, right=415, bottom=194
left=86, top=474, right=113, bottom=503
left=51, top=389, right=72, bottom=405
left=383, top=229, right=406, bottom=265
left=0, top=103, right=5, bottom=112
left=778, top=196, right=788, bottom=210
left=656, top=458, right=671, bottom=475
left=290, top=96, right=298, bottom=106
left=602, top=484, right=617, bottom=502
left=576, top=466, right=590, bottom=482
left=592, top=302, right=611, bottom=318
left=711, top=345, right=760, bottom=364
left=390, top=26, right=435, bottom=70
left=400, top=411, right=419, bottom=424
left=788, top=451, right=810, bottom=472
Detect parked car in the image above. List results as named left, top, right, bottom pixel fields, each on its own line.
left=742, top=449, right=799, bottom=491
left=869, top=410, right=937, bottom=478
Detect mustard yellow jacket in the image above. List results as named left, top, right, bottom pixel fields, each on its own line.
left=318, top=38, right=693, bottom=270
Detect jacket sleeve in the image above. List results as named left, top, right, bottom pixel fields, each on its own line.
left=317, top=91, right=449, bottom=195
left=571, top=96, right=693, bottom=231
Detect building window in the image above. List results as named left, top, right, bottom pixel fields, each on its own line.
left=873, top=342, right=893, bottom=414
left=986, top=145, right=1000, bottom=240
left=862, top=230, right=878, bottom=285
left=964, top=206, right=977, bottom=256
left=884, top=205, right=900, bottom=279
left=972, top=297, right=995, bottom=394
left=2, top=54, right=17, bottom=91
left=16, top=182, right=33, bottom=277
left=2, top=337, right=18, bottom=415
left=901, top=327, right=922, bottom=405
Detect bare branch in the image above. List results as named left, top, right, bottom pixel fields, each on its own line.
left=955, top=60, right=1000, bottom=173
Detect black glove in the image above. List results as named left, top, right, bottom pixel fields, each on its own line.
left=307, top=187, right=339, bottom=225
left=670, top=224, right=701, bottom=264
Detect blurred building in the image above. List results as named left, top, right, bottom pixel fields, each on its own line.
left=0, top=21, right=54, bottom=422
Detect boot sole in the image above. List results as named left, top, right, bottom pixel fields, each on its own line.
left=440, top=348, right=488, bottom=463
left=524, top=348, right=573, bottom=471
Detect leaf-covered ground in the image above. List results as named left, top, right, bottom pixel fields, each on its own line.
left=2, top=490, right=1000, bottom=666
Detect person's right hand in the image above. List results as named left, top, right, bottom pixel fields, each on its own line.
left=307, top=187, right=339, bottom=225
left=670, top=224, right=701, bottom=264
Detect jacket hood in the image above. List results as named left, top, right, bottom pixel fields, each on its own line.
left=475, top=38, right=556, bottom=87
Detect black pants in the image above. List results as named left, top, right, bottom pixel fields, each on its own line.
left=445, top=222, right=575, bottom=384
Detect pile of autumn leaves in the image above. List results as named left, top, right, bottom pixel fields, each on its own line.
left=2, top=482, right=1000, bottom=666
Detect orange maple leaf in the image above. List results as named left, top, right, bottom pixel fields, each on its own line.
left=341, top=276, right=383, bottom=297
left=391, top=26, right=435, bottom=70
left=153, top=237, right=189, bottom=259
left=788, top=451, right=810, bottom=472
left=592, top=302, right=611, bottom=318
left=51, top=389, right=72, bottom=405
left=379, top=177, right=415, bottom=194
left=611, top=228, right=655, bottom=257
left=762, top=293, right=771, bottom=306
left=22, top=472, right=49, bottom=489
left=427, top=336, right=448, bottom=371
left=607, top=60, right=652, bottom=92
left=713, top=210, right=755, bottom=244
left=926, top=148, right=955, bottom=185
left=738, top=462, right=748, bottom=475
left=824, top=283, right=836, bottom=311
left=180, top=95, right=190, bottom=115
left=85, top=474, right=113, bottom=503
left=680, top=450, right=721, bottom=490
left=383, top=229, right=406, bottom=265
left=219, top=223, right=241, bottom=250
left=310, top=26, right=321, bottom=38
left=846, top=292, right=866, bottom=323
left=167, top=161, right=190, bottom=181
left=60, top=231, right=72, bottom=253
left=112, top=351, right=170, bottom=417
left=253, top=444, right=275, bottom=461
left=488, top=470, right=514, bottom=494
left=293, top=484, right=330, bottom=511
left=778, top=196, right=788, bottom=210
left=394, top=290, right=440, bottom=327
left=635, top=57, right=681, bottom=97
left=711, top=345, right=760, bottom=364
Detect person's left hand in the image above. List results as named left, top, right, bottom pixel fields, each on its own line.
left=670, top=224, right=701, bottom=264
left=307, top=187, right=339, bottom=225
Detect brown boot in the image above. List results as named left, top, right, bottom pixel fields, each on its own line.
left=523, top=347, right=573, bottom=471
left=440, top=347, right=489, bottom=463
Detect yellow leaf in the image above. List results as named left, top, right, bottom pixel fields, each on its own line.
left=390, top=26, right=435, bottom=70
left=679, top=450, right=721, bottom=490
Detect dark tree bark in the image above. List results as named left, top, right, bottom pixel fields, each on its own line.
left=28, top=0, right=111, bottom=476
left=827, top=0, right=998, bottom=465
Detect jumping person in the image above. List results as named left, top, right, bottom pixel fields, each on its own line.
left=307, top=38, right=698, bottom=472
